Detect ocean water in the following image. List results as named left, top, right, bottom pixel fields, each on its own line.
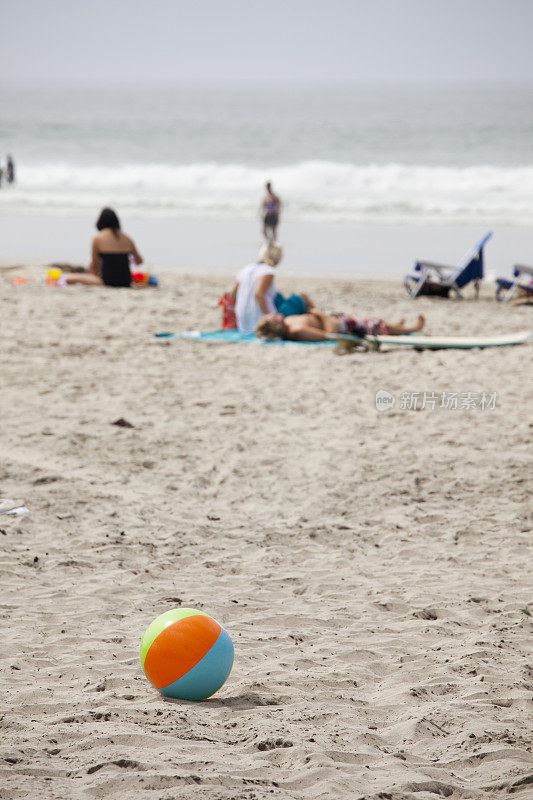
left=1, top=83, right=532, bottom=226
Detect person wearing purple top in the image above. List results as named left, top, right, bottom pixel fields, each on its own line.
left=261, top=181, right=281, bottom=241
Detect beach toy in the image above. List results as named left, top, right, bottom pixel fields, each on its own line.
left=140, top=608, right=234, bottom=701
left=46, top=268, right=69, bottom=286
left=131, top=271, right=158, bottom=287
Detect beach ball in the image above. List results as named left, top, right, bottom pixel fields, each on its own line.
left=140, top=608, right=234, bottom=701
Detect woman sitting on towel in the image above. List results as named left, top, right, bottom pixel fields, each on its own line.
left=229, top=242, right=313, bottom=334
left=57, top=208, right=143, bottom=287
left=255, top=310, right=426, bottom=342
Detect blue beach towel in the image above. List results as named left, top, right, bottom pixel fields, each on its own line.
left=154, top=330, right=335, bottom=346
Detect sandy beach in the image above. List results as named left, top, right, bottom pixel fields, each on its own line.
left=1, top=268, right=532, bottom=800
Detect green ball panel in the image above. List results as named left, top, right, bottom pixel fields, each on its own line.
left=140, top=608, right=207, bottom=668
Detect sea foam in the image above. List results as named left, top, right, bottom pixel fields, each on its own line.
left=1, top=160, right=531, bottom=225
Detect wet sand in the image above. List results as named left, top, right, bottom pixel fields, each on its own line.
left=1, top=216, right=532, bottom=280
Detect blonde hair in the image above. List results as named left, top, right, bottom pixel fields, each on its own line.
left=258, top=241, right=283, bottom=267
left=255, top=315, right=286, bottom=339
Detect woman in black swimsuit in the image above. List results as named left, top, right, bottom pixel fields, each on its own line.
left=59, top=207, right=143, bottom=287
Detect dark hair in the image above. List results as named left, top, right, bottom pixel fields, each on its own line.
left=266, top=181, right=272, bottom=191
left=96, top=207, right=121, bottom=236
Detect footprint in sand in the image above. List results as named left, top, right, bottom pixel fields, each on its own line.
left=256, top=738, right=293, bottom=751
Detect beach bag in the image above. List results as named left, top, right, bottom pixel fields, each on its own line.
left=417, top=282, right=451, bottom=297
left=218, top=293, right=237, bottom=329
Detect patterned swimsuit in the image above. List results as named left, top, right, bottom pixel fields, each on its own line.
left=337, top=315, right=388, bottom=336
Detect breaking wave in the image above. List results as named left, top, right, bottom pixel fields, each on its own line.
left=1, top=160, right=532, bottom=224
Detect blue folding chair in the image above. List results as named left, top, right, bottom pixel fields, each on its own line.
left=404, top=232, right=492, bottom=298
left=495, top=264, right=533, bottom=303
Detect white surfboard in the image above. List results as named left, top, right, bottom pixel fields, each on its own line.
left=155, top=329, right=531, bottom=350
left=362, top=329, right=531, bottom=350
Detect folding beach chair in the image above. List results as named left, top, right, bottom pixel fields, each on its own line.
left=495, top=264, right=533, bottom=303
left=404, top=231, right=492, bottom=299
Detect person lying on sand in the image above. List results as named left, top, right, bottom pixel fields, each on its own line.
left=55, top=207, right=143, bottom=287
left=255, top=310, right=426, bottom=342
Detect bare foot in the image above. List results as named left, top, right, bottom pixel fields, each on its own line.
left=414, top=314, right=425, bottom=332
left=386, top=314, right=426, bottom=336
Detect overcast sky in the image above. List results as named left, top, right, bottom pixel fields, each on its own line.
left=2, top=0, right=533, bottom=87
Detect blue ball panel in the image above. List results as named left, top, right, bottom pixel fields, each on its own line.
left=159, top=628, right=234, bottom=701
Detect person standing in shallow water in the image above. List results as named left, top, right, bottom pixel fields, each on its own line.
left=6, top=155, right=15, bottom=184
left=261, top=181, right=281, bottom=241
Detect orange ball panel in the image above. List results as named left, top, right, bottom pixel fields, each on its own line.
left=143, top=614, right=221, bottom=689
